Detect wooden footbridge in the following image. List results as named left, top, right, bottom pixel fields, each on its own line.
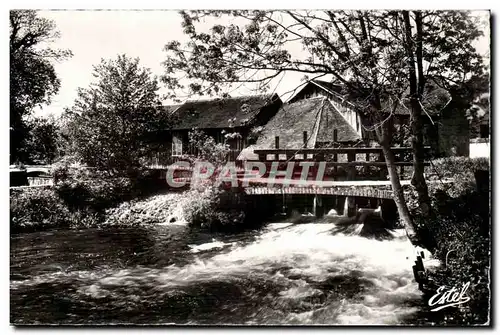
left=163, top=144, right=440, bottom=217
left=239, top=146, right=430, bottom=196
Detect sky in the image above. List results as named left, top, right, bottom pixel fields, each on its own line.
left=34, top=10, right=490, bottom=118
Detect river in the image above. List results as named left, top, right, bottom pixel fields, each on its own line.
left=10, top=217, right=436, bottom=325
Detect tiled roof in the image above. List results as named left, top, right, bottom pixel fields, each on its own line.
left=170, top=93, right=281, bottom=130
left=316, top=100, right=362, bottom=143
left=237, top=97, right=361, bottom=160
left=161, top=105, right=180, bottom=114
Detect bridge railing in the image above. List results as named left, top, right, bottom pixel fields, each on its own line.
left=251, top=146, right=431, bottom=162
left=248, top=146, right=431, bottom=180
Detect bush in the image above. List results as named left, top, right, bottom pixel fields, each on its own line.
left=182, top=186, right=245, bottom=230
left=427, top=157, right=489, bottom=196
left=12, top=161, right=162, bottom=233
left=417, top=192, right=490, bottom=325
left=430, top=156, right=489, bottom=178
left=11, top=188, right=72, bottom=232
left=407, top=156, right=490, bottom=325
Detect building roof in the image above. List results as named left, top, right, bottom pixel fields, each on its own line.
left=170, top=93, right=280, bottom=130
left=311, top=79, right=343, bottom=94
left=316, top=100, right=362, bottom=143
left=237, top=97, right=360, bottom=160
left=290, top=79, right=413, bottom=116
left=162, top=105, right=180, bottom=114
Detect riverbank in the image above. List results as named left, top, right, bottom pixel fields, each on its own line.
left=407, top=156, right=490, bottom=325
left=10, top=182, right=263, bottom=233
left=10, top=164, right=172, bottom=233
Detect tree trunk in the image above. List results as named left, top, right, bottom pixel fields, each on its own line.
left=376, top=116, right=419, bottom=245
left=403, top=10, right=432, bottom=217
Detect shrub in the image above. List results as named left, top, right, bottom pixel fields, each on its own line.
left=182, top=186, right=245, bottom=230
left=407, top=156, right=490, bottom=325
left=54, top=167, right=134, bottom=210
left=427, top=157, right=489, bottom=196
left=10, top=188, right=72, bottom=232
left=12, top=160, right=160, bottom=233
left=420, top=193, right=490, bottom=325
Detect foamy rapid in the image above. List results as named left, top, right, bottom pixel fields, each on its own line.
left=12, top=222, right=435, bottom=325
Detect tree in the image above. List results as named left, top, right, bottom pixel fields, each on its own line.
left=10, top=10, right=72, bottom=163
left=67, top=54, right=173, bottom=175
left=162, top=10, right=487, bottom=244
left=401, top=11, right=486, bottom=217
left=23, top=116, right=61, bottom=164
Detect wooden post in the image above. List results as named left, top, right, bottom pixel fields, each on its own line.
left=399, top=128, right=405, bottom=176
left=399, top=153, right=405, bottom=176
left=313, top=194, right=324, bottom=219
left=344, top=196, right=356, bottom=217
left=347, top=151, right=356, bottom=180
left=333, top=129, right=338, bottom=174
left=344, top=149, right=357, bottom=217
left=378, top=149, right=386, bottom=179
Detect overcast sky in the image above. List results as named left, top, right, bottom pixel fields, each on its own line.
left=35, top=10, right=490, bottom=117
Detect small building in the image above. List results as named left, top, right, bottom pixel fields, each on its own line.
left=152, top=94, right=282, bottom=165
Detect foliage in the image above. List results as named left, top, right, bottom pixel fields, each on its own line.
left=10, top=10, right=72, bottom=163
left=22, top=116, right=61, bottom=164
left=163, top=10, right=485, bottom=119
left=65, top=54, right=173, bottom=174
left=188, top=129, right=232, bottom=165
left=414, top=190, right=490, bottom=325
left=405, top=157, right=490, bottom=325
left=182, top=186, right=245, bottom=230
left=465, top=73, right=490, bottom=139
left=10, top=188, right=71, bottom=232
left=11, top=162, right=167, bottom=233
left=426, top=156, right=489, bottom=197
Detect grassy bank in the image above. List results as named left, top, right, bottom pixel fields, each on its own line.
left=10, top=163, right=169, bottom=233
left=407, top=157, right=490, bottom=325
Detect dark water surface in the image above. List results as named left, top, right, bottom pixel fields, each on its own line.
left=11, top=222, right=434, bottom=325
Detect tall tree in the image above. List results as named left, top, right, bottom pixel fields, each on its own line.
left=162, top=10, right=486, bottom=244
left=401, top=11, right=486, bottom=217
left=10, top=10, right=72, bottom=163
left=67, top=54, right=172, bottom=175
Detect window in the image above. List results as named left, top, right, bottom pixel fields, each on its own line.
left=172, top=134, right=183, bottom=156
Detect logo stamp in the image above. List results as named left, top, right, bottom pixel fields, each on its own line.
left=428, top=281, right=471, bottom=312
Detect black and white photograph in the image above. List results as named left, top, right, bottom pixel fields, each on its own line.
left=8, top=7, right=491, bottom=326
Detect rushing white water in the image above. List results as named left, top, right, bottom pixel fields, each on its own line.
left=50, top=223, right=429, bottom=324
left=12, top=203, right=440, bottom=326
